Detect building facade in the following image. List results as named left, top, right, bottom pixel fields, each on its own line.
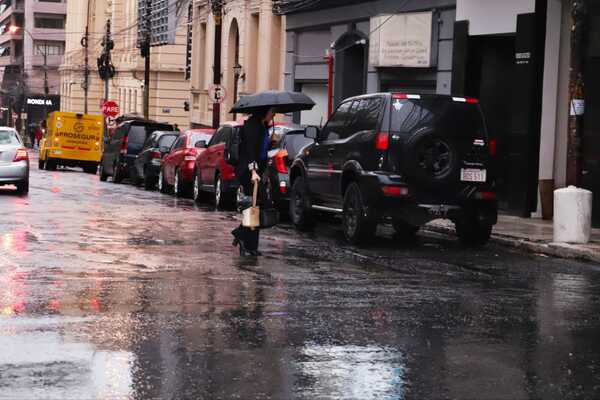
left=188, top=0, right=285, bottom=128
left=59, top=0, right=190, bottom=129
left=281, top=0, right=456, bottom=126
left=0, top=0, right=66, bottom=126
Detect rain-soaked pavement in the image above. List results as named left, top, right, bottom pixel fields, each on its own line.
left=1, top=154, right=600, bottom=400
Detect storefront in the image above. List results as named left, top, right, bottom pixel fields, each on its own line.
left=452, top=0, right=547, bottom=217
left=24, top=95, right=61, bottom=125
left=282, top=0, right=456, bottom=126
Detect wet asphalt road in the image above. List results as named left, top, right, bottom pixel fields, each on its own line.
left=1, top=154, right=600, bottom=400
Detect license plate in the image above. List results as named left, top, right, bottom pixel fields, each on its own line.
left=461, top=168, right=486, bottom=182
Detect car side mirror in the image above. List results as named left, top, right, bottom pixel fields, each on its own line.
left=195, top=140, right=208, bottom=149
left=159, top=145, right=170, bottom=153
left=305, top=126, right=319, bottom=140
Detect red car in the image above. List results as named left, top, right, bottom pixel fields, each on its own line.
left=192, top=121, right=241, bottom=208
left=159, top=128, right=215, bottom=197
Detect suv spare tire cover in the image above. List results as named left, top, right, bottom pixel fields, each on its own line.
left=402, top=128, right=460, bottom=187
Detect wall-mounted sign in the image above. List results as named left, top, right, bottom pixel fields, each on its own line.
left=27, top=98, right=53, bottom=106
left=369, top=11, right=434, bottom=68
left=208, top=84, right=226, bottom=104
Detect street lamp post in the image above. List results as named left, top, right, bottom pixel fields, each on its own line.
left=9, top=25, right=50, bottom=124
left=233, top=62, right=243, bottom=120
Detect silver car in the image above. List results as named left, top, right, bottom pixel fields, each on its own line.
left=0, top=127, right=29, bottom=194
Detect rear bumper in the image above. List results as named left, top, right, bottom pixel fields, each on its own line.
left=359, top=171, right=498, bottom=226
left=47, top=147, right=101, bottom=163
left=0, top=161, right=28, bottom=183
left=145, top=163, right=161, bottom=180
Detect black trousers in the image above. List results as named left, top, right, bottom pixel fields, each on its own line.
left=232, top=169, right=265, bottom=252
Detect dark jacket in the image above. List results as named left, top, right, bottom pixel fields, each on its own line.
left=236, top=115, right=268, bottom=178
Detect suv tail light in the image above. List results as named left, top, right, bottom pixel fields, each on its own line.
left=475, top=191, right=496, bottom=200
left=489, top=138, right=497, bottom=157
left=382, top=185, right=409, bottom=197
left=120, top=135, right=129, bottom=155
left=151, top=150, right=162, bottom=159
left=375, top=132, right=389, bottom=151
left=274, top=150, right=288, bottom=174
left=13, top=148, right=28, bottom=162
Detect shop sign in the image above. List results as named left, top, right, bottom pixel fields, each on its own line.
left=369, top=11, right=433, bottom=68
left=27, top=98, right=53, bottom=106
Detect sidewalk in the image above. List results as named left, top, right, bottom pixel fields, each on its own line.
left=426, top=215, right=600, bottom=264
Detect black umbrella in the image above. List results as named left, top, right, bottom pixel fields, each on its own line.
left=230, top=90, right=315, bottom=114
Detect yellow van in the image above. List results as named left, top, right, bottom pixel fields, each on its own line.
left=39, top=112, right=104, bottom=173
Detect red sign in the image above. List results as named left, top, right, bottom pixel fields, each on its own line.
left=102, top=101, right=120, bottom=118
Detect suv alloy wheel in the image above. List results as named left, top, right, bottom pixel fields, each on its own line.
left=290, top=177, right=314, bottom=230
left=342, top=182, right=377, bottom=245
left=174, top=170, right=181, bottom=197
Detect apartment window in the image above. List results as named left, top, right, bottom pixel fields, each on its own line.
left=34, top=41, right=64, bottom=56
left=34, top=15, right=65, bottom=29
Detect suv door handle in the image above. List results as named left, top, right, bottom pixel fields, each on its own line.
left=328, top=148, right=335, bottom=156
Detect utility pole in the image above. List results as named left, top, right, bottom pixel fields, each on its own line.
left=142, top=0, right=152, bottom=119
left=43, top=42, right=48, bottom=121
left=566, top=0, right=588, bottom=187
left=98, top=19, right=115, bottom=103
left=82, top=0, right=91, bottom=114
left=211, top=0, right=223, bottom=128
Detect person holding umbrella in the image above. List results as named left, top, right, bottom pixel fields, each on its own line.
left=231, top=107, right=275, bottom=256
left=230, top=90, right=315, bottom=257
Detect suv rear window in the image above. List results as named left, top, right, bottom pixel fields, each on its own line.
left=128, top=125, right=148, bottom=145
left=391, top=98, right=487, bottom=139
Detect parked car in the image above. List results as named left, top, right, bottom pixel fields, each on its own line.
left=192, top=122, right=240, bottom=208
left=133, top=130, right=180, bottom=190
left=159, top=129, right=215, bottom=197
left=0, top=127, right=29, bottom=195
left=99, top=118, right=175, bottom=183
left=263, top=127, right=313, bottom=211
left=288, top=93, right=497, bottom=245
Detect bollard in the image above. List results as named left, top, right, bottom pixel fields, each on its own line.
left=553, top=186, right=593, bottom=244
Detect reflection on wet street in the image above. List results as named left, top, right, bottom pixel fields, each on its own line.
left=1, top=158, right=600, bottom=399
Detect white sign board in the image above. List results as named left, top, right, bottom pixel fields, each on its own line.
left=369, top=12, right=433, bottom=68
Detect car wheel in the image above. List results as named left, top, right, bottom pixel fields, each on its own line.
left=112, top=161, right=123, bottom=183
left=45, top=159, right=56, bottom=171
left=193, top=171, right=203, bottom=203
left=290, top=177, right=314, bottom=231
left=214, top=174, right=223, bottom=208
left=99, top=162, right=108, bottom=182
left=455, top=216, right=492, bottom=246
left=343, top=182, right=377, bottom=245
left=143, top=170, right=156, bottom=191
left=38, top=158, right=45, bottom=170
left=16, top=178, right=29, bottom=195
left=392, top=219, right=420, bottom=240
left=158, top=169, right=170, bottom=194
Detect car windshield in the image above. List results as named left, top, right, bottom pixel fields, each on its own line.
left=0, top=130, right=20, bottom=145
left=391, top=98, right=487, bottom=139
left=190, top=133, right=213, bottom=147
left=282, top=131, right=313, bottom=157
left=158, top=135, right=177, bottom=148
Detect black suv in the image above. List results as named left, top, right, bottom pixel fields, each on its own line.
left=99, top=118, right=175, bottom=183
left=289, top=93, right=497, bottom=245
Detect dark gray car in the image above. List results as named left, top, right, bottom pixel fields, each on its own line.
left=133, top=130, right=179, bottom=190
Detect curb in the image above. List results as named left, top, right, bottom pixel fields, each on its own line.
left=424, top=224, right=600, bottom=264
